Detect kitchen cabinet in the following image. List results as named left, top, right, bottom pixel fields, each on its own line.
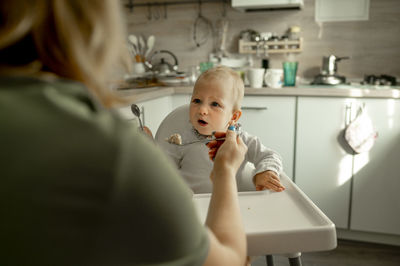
left=240, top=96, right=296, bottom=178
left=295, top=97, right=400, bottom=235
left=295, top=97, right=354, bottom=229
left=116, top=94, right=191, bottom=133
left=350, top=98, right=400, bottom=236
left=135, top=96, right=173, bottom=134
left=117, top=96, right=172, bottom=134
left=171, top=93, right=191, bottom=109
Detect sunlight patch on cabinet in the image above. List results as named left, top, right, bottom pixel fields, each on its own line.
left=353, top=153, right=370, bottom=176
left=337, top=154, right=353, bottom=187
left=387, top=99, right=396, bottom=130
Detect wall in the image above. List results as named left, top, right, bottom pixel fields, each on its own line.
left=124, top=0, right=400, bottom=81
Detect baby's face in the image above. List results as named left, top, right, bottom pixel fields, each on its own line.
left=189, top=77, right=236, bottom=135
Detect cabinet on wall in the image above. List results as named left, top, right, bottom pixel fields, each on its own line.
left=240, top=96, right=296, bottom=178
left=295, top=96, right=400, bottom=235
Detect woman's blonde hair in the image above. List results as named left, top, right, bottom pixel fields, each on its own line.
left=195, top=66, right=245, bottom=110
left=0, top=0, right=131, bottom=107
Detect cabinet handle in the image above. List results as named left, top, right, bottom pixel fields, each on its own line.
left=242, top=106, right=268, bottom=111
left=141, top=106, right=145, bottom=126
left=344, top=104, right=352, bottom=126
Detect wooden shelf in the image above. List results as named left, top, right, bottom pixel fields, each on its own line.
left=239, top=38, right=303, bottom=55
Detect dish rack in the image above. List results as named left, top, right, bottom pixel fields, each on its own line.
left=239, top=38, right=303, bottom=55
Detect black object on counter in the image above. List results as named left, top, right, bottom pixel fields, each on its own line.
left=363, top=74, right=397, bottom=86
left=262, top=59, right=269, bottom=69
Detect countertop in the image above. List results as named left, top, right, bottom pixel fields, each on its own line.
left=115, top=84, right=400, bottom=105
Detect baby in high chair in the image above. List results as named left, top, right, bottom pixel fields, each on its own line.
left=157, top=65, right=285, bottom=193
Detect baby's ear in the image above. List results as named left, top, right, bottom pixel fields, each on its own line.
left=231, top=109, right=242, bottom=122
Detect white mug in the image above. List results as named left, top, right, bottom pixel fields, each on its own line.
left=247, top=68, right=265, bottom=88
left=264, top=69, right=283, bottom=88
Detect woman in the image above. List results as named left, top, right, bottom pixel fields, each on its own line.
left=0, top=1, right=247, bottom=265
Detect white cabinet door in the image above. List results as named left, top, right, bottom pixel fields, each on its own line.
left=351, top=99, right=400, bottom=235
left=171, top=94, right=191, bottom=110
left=115, top=97, right=172, bottom=133
left=116, top=94, right=190, bottom=134
left=136, top=96, right=173, bottom=134
left=240, top=96, right=296, bottom=178
left=295, top=97, right=355, bottom=229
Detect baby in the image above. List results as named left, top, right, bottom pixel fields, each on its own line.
left=157, top=65, right=285, bottom=193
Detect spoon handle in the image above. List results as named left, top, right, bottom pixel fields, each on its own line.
left=172, top=137, right=226, bottom=146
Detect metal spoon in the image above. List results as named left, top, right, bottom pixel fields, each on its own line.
left=131, top=104, right=144, bottom=130
left=173, top=137, right=226, bottom=146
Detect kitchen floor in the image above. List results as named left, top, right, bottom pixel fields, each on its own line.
left=251, top=239, right=400, bottom=266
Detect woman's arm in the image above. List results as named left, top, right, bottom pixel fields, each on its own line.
left=203, top=128, right=248, bottom=266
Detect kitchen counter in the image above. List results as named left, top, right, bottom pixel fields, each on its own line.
left=115, top=84, right=400, bottom=105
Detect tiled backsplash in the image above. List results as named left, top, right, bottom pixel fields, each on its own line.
left=124, top=0, right=400, bottom=80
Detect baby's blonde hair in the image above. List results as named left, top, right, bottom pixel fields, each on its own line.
left=0, top=0, right=131, bottom=107
left=195, top=66, right=245, bottom=111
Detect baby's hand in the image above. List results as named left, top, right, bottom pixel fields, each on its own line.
left=253, top=170, right=285, bottom=192
left=142, top=126, right=154, bottom=139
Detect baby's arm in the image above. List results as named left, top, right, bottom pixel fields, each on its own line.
left=253, top=170, right=285, bottom=192
left=240, top=131, right=284, bottom=192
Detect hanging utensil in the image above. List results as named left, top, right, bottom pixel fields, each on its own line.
left=215, top=17, right=229, bottom=57
left=215, top=0, right=229, bottom=56
left=139, top=35, right=146, bottom=56
left=128, top=34, right=139, bottom=55
left=145, top=35, right=155, bottom=58
left=193, top=0, right=212, bottom=47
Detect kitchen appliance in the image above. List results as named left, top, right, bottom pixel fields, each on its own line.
left=146, top=50, right=191, bottom=86
left=312, top=55, right=349, bottom=85
left=147, top=50, right=179, bottom=76
left=362, top=74, right=397, bottom=86
left=232, top=0, right=304, bottom=12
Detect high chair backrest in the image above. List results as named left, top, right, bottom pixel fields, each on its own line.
left=155, top=104, right=190, bottom=144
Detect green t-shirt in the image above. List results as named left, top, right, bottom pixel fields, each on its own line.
left=0, top=76, right=209, bottom=265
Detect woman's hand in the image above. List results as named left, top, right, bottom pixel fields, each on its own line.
left=206, top=126, right=247, bottom=177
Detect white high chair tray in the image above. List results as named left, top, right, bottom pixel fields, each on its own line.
left=192, top=174, right=337, bottom=256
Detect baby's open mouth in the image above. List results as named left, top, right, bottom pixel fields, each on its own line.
left=198, top=119, right=208, bottom=126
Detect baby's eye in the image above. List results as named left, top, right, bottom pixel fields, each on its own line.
left=211, top=102, right=220, bottom=107
left=192, top=98, right=201, bottom=104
